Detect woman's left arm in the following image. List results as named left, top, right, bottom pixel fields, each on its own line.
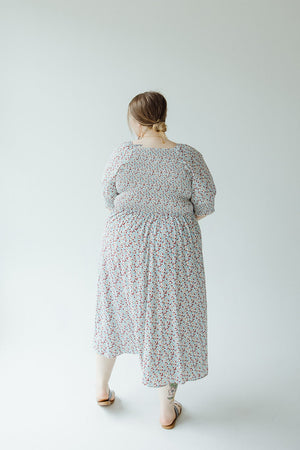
left=190, top=149, right=217, bottom=217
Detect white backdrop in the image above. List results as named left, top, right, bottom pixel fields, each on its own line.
left=1, top=1, right=299, bottom=449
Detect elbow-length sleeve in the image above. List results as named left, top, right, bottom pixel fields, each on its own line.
left=190, top=149, right=217, bottom=216
left=100, top=141, right=132, bottom=210
left=101, top=146, right=121, bottom=210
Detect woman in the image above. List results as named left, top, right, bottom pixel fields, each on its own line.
left=93, top=91, right=217, bottom=429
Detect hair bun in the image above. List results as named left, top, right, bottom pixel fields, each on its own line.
left=153, top=121, right=167, bottom=133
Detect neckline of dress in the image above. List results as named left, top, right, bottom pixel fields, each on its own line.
left=130, top=140, right=181, bottom=150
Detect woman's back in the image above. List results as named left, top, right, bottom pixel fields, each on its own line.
left=102, top=140, right=216, bottom=217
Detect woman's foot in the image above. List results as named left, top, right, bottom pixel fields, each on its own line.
left=96, top=385, right=115, bottom=402
left=160, top=401, right=182, bottom=427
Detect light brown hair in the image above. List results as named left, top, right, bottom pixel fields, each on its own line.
left=127, top=91, right=168, bottom=134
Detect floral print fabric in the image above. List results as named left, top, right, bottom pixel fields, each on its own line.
left=93, top=140, right=216, bottom=387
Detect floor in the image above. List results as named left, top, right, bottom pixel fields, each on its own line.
left=0, top=346, right=298, bottom=450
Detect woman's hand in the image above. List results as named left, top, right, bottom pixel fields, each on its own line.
left=195, top=214, right=207, bottom=220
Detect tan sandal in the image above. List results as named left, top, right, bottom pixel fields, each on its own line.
left=97, top=388, right=115, bottom=406
left=161, top=401, right=182, bottom=429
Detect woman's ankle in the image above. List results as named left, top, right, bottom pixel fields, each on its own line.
left=96, top=382, right=109, bottom=393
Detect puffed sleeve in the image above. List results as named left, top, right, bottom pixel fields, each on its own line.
left=101, top=141, right=132, bottom=210
left=101, top=146, right=121, bottom=210
left=190, top=149, right=216, bottom=216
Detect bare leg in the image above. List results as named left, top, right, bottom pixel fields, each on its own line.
left=95, top=353, right=116, bottom=401
left=158, top=382, right=178, bottom=426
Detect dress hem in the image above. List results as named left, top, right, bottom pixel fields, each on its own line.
left=141, top=372, right=208, bottom=388
left=93, top=346, right=208, bottom=388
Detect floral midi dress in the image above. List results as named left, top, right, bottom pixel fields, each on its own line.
left=93, top=140, right=216, bottom=388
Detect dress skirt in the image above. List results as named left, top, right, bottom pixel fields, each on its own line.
left=93, top=209, right=208, bottom=388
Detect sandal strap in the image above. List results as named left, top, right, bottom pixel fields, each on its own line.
left=174, top=404, right=180, bottom=418
left=98, top=389, right=113, bottom=403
